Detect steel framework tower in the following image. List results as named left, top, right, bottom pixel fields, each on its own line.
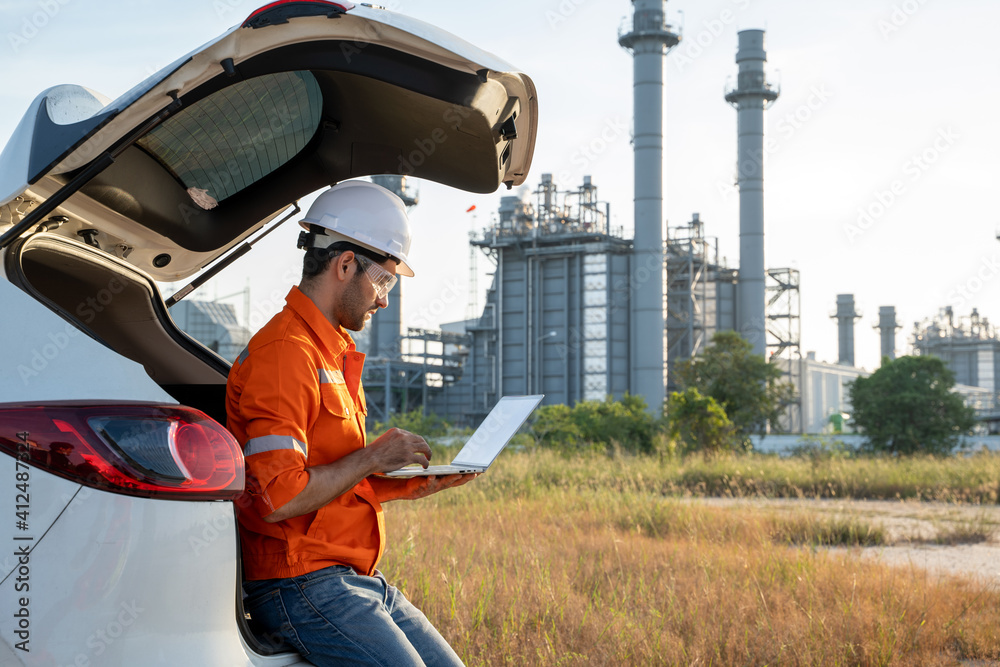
left=766, top=267, right=801, bottom=431
left=619, top=0, right=680, bottom=413
left=725, top=30, right=779, bottom=357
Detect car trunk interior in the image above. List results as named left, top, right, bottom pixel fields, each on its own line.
left=5, top=233, right=231, bottom=423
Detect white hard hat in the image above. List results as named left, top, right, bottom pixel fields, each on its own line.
left=299, top=180, right=414, bottom=277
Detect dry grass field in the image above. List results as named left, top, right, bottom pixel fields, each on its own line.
left=380, top=450, right=1000, bottom=666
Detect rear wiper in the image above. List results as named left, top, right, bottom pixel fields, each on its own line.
left=165, top=202, right=300, bottom=307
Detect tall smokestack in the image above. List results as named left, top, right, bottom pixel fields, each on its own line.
left=876, top=306, right=900, bottom=363
left=833, top=294, right=861, bottom=366
left=368, top=175, right=418, bottom=358
left=619, top=0, right=679, bottom=413
left=725, top=30, right=778, bottom=357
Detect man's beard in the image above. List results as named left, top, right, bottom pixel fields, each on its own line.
left=339, top=276, right=378, bottom=332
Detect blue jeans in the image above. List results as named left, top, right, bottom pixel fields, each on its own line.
left=243, top=566, right=464, bottom=667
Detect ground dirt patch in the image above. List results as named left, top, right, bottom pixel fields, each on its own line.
left=692, top=497, right=1000, bottom=585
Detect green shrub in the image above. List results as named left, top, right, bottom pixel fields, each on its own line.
left=664, top=388, right=740, bottom=454
left=370, top=410, right=452, bottom=448
left=529, top=403, right=583, bottom=448
left=527, top=394, right=659, bottom=454
left=788, top=435, right=857, bottom=462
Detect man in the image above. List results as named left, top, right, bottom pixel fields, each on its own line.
left=227, top=180, right=474, bottom=666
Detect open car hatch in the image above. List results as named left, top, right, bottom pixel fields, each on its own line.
left=0, top=0, right=538, bottom=282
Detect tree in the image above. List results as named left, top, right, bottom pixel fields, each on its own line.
left=674, top=331, right=794, bottom=446
left=664, top=388, right=738, bottom=454
left=848, top=355, right=976, bottom=456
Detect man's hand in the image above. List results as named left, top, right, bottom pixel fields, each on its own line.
left=261, top=428, right=430, bottom=523
left=368, top=473, right=478, bottom=502
left=400, top=473, right=478, bottom=500
left=365, top=428, right=433, bottom=473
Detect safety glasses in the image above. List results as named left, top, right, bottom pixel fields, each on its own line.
left=354, top=254, right=398, bottom=299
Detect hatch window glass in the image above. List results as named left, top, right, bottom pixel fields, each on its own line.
left=137, top=71, right=322, bottom=204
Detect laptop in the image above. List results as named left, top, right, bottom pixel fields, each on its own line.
left=380, top=395, right=544, bottom=477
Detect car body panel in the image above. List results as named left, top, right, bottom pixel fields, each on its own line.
left=0, top=458, right=78, bottom=584
left=0, top=277, right=175, bottom=404
left=0, top=461, right=286, bottom=665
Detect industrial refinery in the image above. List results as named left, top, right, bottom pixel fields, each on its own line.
left=160, top=1, right=1000, bottom=436
left=333, top=0, right=999, bottom=434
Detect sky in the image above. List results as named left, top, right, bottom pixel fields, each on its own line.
left=1, top=0, right=998, bottom=372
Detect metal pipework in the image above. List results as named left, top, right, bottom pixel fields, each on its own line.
left=619, top=0, right=680, bottom=413
left=725, top=29, right=779, bottom=357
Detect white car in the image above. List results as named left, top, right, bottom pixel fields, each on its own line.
left=0, top=2, right=536, bottom=664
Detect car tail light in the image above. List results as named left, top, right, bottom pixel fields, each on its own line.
left=0, top=403, right=244, bottom=500
left=242, top=0, right=354, bottom=29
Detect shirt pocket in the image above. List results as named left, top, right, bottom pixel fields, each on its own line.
left=319, top=383, right=353, bottom=419
left=317, top=380, right=363, bottom=462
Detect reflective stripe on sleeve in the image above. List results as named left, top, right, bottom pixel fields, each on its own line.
left=244, top=435, right=307, bottom=458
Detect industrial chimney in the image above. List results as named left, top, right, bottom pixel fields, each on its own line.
left=833, top=294, right=862, bottom=367
left=619, top=0, right=680, bottom=413
left=725, top=30, right=779, bottom=357
left=876, top=306, right=901, bottom=363
left=367, top=175, right=418, bottom=359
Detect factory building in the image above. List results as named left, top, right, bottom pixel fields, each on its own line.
left=913, top=308, right=1000, bottom=391
left=664, top=214, right=738, bottom=391
left=362, top=327, right=472, bottom=425
left=171, top=299, right=250, bottom=362
left=793, top=353, right=866, bottom=434
left=426, top=175, right=633, bottom=423
left=910, top=308, right=1000, bottom=430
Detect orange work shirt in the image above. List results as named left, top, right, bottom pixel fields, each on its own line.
left=227, top=286, right=384, bottom=580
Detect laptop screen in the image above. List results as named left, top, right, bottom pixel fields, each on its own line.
left=451, top=395, right=543, bottom=467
